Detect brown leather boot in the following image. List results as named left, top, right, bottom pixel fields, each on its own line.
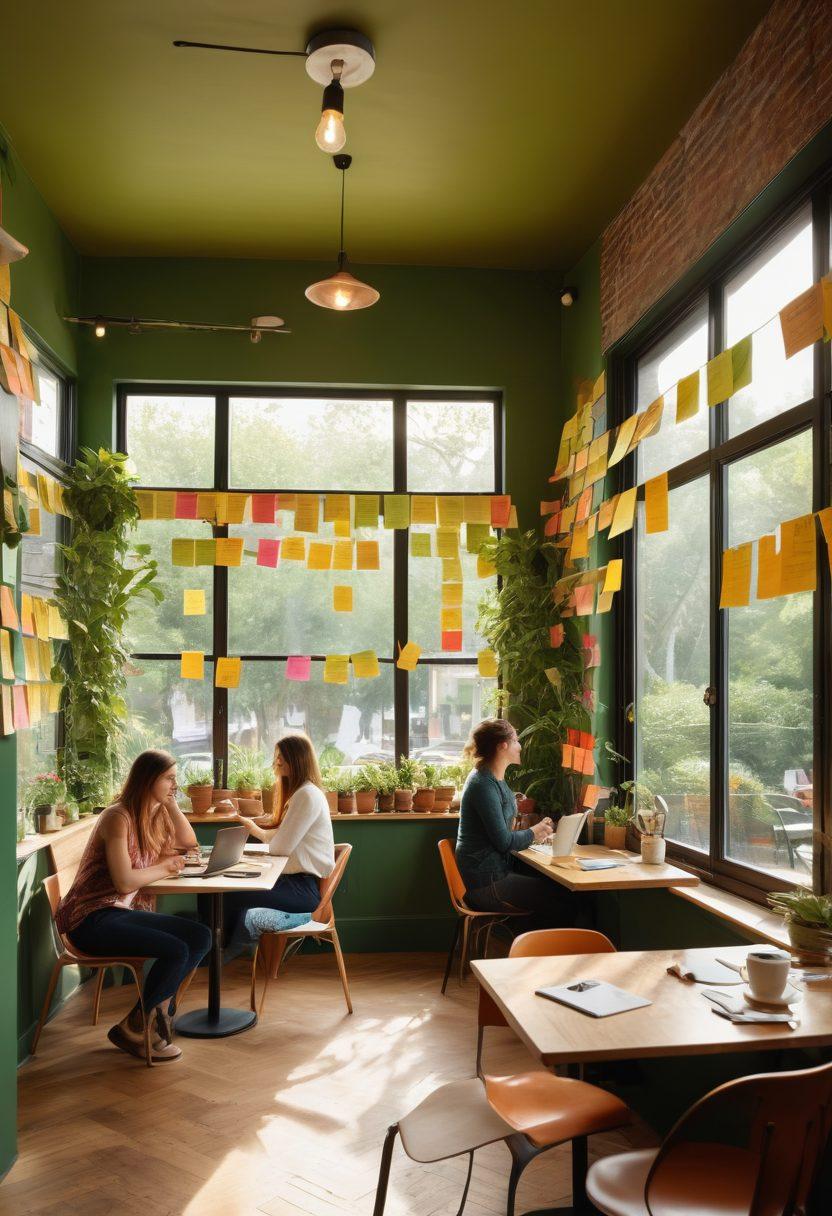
left=152, top=1004, right=182, bottom=1061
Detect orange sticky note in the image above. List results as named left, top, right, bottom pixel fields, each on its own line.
left=441, top=630, right=462, bottom=652
left=549, top=624, right=564, bottom=648
left=281, top=536, right=306, bottom=561
left=756, top=534, right=781, bottom=601
left=608, top=488, right=637, bottom=539
left=778, top=513, right=816, bottom=596
left=817, top=507, right=832, bottom=573
left=294, top=494, right=320, bottom=533
left=333, top=540, right=353, bottom=570
left=396, top=641, right=421, bottom=670
left=0, top=586, right=19, bottom=632
left=562, top=743, right=574, bottom=769
left=644, top=473, right=669, bottom=534
left=20, top=594, right=34, bottom=637
left=180, top=651, right=205, bottom=680
left=441, top=606, right=463, bottom=631
left=333, top=585, right=353, bottom=612
left=570, top=522, right=589, bottom=560
left=323, top=493, right=350, bottom=523
left=437, top=496, right=464, bottom=527
left=356, top=541, right=380, bottom=570
left=719, top=543, right=752, bottom=608
left=215, top=537, right=244, bottom=567
left=411, top=496, right=437, bottom=525
left=602, top=559, right=623, bottom=594
left=441, top=582, right=463, bottom=607
left=215, top=657, right=242, bottom=688
left=490, top=496, right=511, bottom=528
left=436, top=527, right=459, bottom=559
left=779, top=284, right=823, bottom=358
left=307, top=542, right=333, bottom=571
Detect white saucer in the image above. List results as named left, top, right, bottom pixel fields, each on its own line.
left=743, top=983, right=801, bottom=1011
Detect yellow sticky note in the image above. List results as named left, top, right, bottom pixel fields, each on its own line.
left=645, top=473, right=669, bottom=534
left=48, top=604, right=68, bottom=640
left=410, top=532, right=432, bottom=557
left=22, top=637, right=40, bottom=681
left=591, top=370, right=606, bottom=403
left=0, top=632, right=14, bottom=680
left=436, top=527, right=459, bottom=559
left=33, top=598, right=50, bottom=639
left=507, top=506, right=519, bottom=529
left=47, top=682, right=62, bottom=713
left=135, top=490, right=155, bottom=519
left=477, top=648, right=498, bottom=677
left=466, top=523, right=491, bottom=554
left=27, top=505, right=41, bottom=537
left=602, top=559, right=623, bottom=595
left=383, top=494, right=411, bottom=529
left=334, top=518, right=352, bottom=538
left=356, top=541, right=380, bottom=570
left=779, top=283, right=823, bottom=358
left=707, top=350, right=733, bottom=407
left=441, top=606, right=463, bottom=631
left=323, top=494, right=351, bottom=523
left=463, top=496, right=491, bottom=524
left=443, top=556, right=463, bottom=582
left=194, top=538, right=217, bottom=566
left=39, top=639, right=53, bottom=679
left=183, top=589, right=206, bottom=616
left=719, top=543, right=752, bottom=608
left=215, top=537, right=244, bottom=567
left=215, top=656, right=242, bottom=688
left=323, top=654, right=349, bottom=685
left=196, top=493, right=217, bottom=522
left=411, top=496, right=437, bottom=525
left=633, top=396, right=664, bottom=446
left=180, top=651, right=205, bottom=680
left=608, top=415, right=639, bottom=468
left=294, top=494, right=320, bottom=533
left=571, top=523, right=589, bottom=560
left=396, top=641, right=421, bottom=670
left=477, top=553, right=497, bottom=578
left=437, top=496, right=464, bottom=527
left=441, top=582, right=463, bottom=607
left=224, top=494, right=247, bottom=524
left=307, top=542, right=333, bottom=571
left=608, top=487, right=637, bottom=539
left=778, top=513, right=816, bottom=596
left=154, top=491, right=176, bottom=520
left=730, top=336, right=753, bottom=393
left=756, top=534, right=781, bottom=601
left=281, top=536, right=306, bottom=561
left=333, top=585, right=353, bottom=612
left=333, top=540, right=353, bottom=570
left=354, top=495, right=379, bottom=528
left=351, top=650, right=380, bottom=679
left=675, top=371, right=700, bottom=424
left=28, top=683, right=42, bottom=725
left=171, top=538, right=196, bottom=567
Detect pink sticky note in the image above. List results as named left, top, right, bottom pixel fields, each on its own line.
left=257, top=538, right=280, bottom=567
left=175, top=492, right=198, bottom=519
left=441, top=630, right=463, bottom=652
left=13, top=685, right=29, bottom=730
left=285, top=655, right=311, bottom=682
left=252, top=494, right=276, bottom=524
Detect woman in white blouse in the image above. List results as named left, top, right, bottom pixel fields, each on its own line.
left=224, top=734, right=335, bottom=938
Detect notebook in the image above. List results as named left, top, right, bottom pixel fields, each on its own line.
left=535, top=979, right=652, bottom=1018
left=550, top=810, right=590, bottom=857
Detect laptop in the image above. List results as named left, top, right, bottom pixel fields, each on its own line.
left=178, top=826, right=248, bottom=877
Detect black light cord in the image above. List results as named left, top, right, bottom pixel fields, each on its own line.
left=173, top=40, right=306, bottom=58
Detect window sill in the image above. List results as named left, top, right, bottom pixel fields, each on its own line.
left=669, top=881, right=790, bottom=950
left=16, top=816, right=96, bottom=864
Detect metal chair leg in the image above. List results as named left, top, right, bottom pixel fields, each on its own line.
left=441, top=918, right=462, bottom=994
left=571, top=1135, right=589, bottom=1213
left=455, top=1150, right=475, bottom=1216
left=372, top=1124, right=399, bottom=1216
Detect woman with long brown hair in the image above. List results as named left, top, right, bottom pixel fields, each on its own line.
left=56, top=750, right=211, bottom=1061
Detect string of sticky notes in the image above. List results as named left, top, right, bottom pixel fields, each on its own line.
left=720, top=507, right=832, bottom=608
left=0, top=585, right=68, bottom=736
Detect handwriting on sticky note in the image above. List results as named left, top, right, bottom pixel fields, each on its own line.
left=323, top=654, right=349, bottom=684
left=333, top=585, right=353, bottom=612
left=351, top=650, right=380, bottom=679
left=356, top=541, right=380, bottom=570
left=215, top=657, right=242, bottom=688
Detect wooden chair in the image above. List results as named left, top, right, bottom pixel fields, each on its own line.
left=476, top=928, right=615, bottom=1076
left=249, top=842, right=353, bottom=1017
left=586, top=1058, right=832, bottom=1216
left=437, top=838, right=525, bottom=994
left=372, top=1069, right=630, bottom=1216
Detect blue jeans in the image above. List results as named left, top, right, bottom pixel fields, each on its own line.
left=70, top=907, right=212, bottom=1013
left=220, top=872, right=320, bottom=939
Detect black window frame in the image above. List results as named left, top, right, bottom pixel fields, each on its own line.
left=116, top=384, right=504, bottom=778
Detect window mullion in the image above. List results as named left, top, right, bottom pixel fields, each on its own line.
left=393, top=393, right=408, bottom=761
left=213, top=393, right=229, bottom=788
left=709, top=280, right=726, bottom=877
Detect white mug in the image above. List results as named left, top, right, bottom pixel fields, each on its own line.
left=640, top=835, right=666, bottom=865
left=744, top=949, right=791, bottom=1002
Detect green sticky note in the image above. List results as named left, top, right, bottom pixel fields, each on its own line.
left=354, top=495, right=380, bottom=528
left=194, top=538, right=217, bottom=566
left=466, top=523, right=491, bottom=554
left=410, top=531, right=431, bottom=557
left=731, top=335, right=753, bottom=393
left=171, top=538, right=196, bottom=567
left=383, top=494, right=411, bottom=529
left=1, top=544, right=18, bottom=587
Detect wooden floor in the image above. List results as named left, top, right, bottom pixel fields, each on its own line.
left=4, top=952, right=654, bottom=1216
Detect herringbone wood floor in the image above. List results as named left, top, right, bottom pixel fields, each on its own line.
left=4, top=952, right=653, bottom=1216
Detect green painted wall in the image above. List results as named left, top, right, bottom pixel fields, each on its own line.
left=76, top=257, right=560, bottom=529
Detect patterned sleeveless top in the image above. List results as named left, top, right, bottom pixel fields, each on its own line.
left=56, top=806, right=172, bottom=935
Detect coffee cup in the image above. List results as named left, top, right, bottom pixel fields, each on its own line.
left=744, top=949, right=791, bottom=1002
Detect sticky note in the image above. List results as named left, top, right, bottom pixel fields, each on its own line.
left=706, top=350, right=733, bottom=407
left=0, top=586, right=19, bottom=631
left=574, top=585, right=595, bottom=616
left=602, top=559, right=623, bottom=594
left=0, top=632, right=14, bottom=679
left=779, top=284, right=823, bottom=358
left=466, top=523, right=490, bottom=554
left=477, top=553, right=496, bottom=578
left=818, top=507, right=832, bottom=571
left=546, top=668, right=562, bottom=690
left=477, top=649, right=498, bottom=677
left=571, top=523, right=589, bottom=560
left=251, top=494, right=276, bottom=524
left=633, top=396, right=664, bottom=445
left=183, top=590, right=206, bottom=615
left=608, top=487, right=637, bottom=539
left=194, top=538, right=217, bottom=566
left=719, top=543, right=753, bottom=608
left=756, top=534, right=781, bottom=601
left=441, top=606, right=463, bottom=631
left=333, top=585, right=353, bottom=612
left=215, top=537, right=244, bottom=567
left=226, top=494, right=249, bottom=524
left=135, top=491, right=155, bottom=519
left=507, top=507, right=518, bottom=530
left=778, top=513, right=816, bottom=596
left=197, top=493, right=217, bottom=521
left=490, top=496, right=511, bottom=528
left=215, top=657, right=242, bottom=688
left=351, top=650, right=380, bottom=679
left=549, top=624, right=564, bottom=647
left=285, top=655, right=311, bottom=682
left=443, top=556, right=463, bottom=582
left=383, top=495, right=411, bottom=529
left=354, top=495, right=379, bottom=528
left=730, top=335, right=753, bottom=393
left=154, top=491, right=176, bottom=520
left=437, top=496, right=464, bottom=527
left=645, top=473, right=669, bottom=534
left=47, top=683, right=62, bottom=713
left=294, top=494, right=320, bottom=533
left=436, top=527, right=459, bottom=558
left=0, top=685, right=13, bottom=735
left=334, top=518, right=351, bottom=538
left=441, top=582, right=463, bottom=607
left=171, top=538, right=196, bottom=567
left=48, top=604, right=68, bottom=640
left=410, top=532, right=431, bottom=557
left=277, top=493, right=297, bottom=511
left=333, top=540, right=353, bottom=570
left=562, top=743, right=574, bottom=769
left=596, top=592, right=614, bottom=614
left=323, top=493, right=351, bottom=524
left=34, top=596, right=50, bottom=638
left=281, top=536, right=306, bottom=561
left=307, top=542, right=333, bottom=570
left=323, top=654, right=349, bottom=685
left=675, top=371, right=700, bottom=424
left=441, top=630, right=463, bottom=652
left=181, top=651, right=205, bottom=680
left=356, top=541, right=380, bottom=570
left=175, top=491, right=198, bottom=519
left=608, top=415, right=639, bottom=467
left=13, top=684, right=29, bottom=730
left=38, top=638, right=53, bottom=679
left=27, top=506, right=41, bottom=537
left=464, top=496, right=491, bottom=524
left=257, top=539, right=280, bottom=567
left=411, top=496, right=437, bottom=525
left=27, top=683, right=42, bottom=725
left=396, top=641, right=421, bottom=670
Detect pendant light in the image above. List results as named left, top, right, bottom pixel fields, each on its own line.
left=305, top=155, right=379, bottom=311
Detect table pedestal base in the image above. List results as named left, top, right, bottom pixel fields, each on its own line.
left=176, top=1007, right=257, bottom=1038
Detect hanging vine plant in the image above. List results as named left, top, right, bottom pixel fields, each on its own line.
left=54, top=448, right=160, bottom=805
left=477, top=529, right=591, bottom=813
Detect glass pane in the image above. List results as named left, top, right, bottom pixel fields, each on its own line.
left=229, top=397, right=394, bottom=491
left=125, top=394, right=215, bottom=487
left=726, top=207, right=813, bottom=437
left=19, top=365, right=60, bottom=457
left=228, top=660, right=394, bottom=766
left=636, top=477, right=711, bottom=850
left=20, top=456, right=60, bottom=595
left=228, top=516, right=393, bottom=655
left=124, top=658, right=214, bottom=768
left=637, top=299, right=709, bottom=482
left=726, top=430, right=813, bottom=885
left=124, top=520, right=214, bottom=654
left=409, top=665, right=497, bottom=762
left=409, top=543, right=495, bottom=657
left=17, top=717, right=60, bottom=809
left=407, top=401, right=496, bottom=492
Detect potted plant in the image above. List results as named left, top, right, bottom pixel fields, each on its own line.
left=336, top=771, right=357, bottom=815
left=26, top=772, right=67, bottom=834
left=604, top=802, right=630, bottom=849
left=260, top=766, right=277, bottom=817
left=183, top=765, right=215, bottom=814
left=320, top=765, right=339, bottom=815
left=354, top=765, right=379, bottom=814
left=373, top=761, right=398, bottom=811
left=434, top=765, right=458, bottom=813
left=768, top=890, right=832, bottom=961
left=414, top=763, right=440, bottom=812
left=394, top=757, right=421, bottom=812
left=439, top=759, right=472, bottom=809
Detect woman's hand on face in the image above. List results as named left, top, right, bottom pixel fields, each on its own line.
left=531, top=817, right=555, bottom=842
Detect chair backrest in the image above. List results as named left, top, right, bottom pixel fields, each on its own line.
left=47, top=817, right=97, bottom=893
left=42, top=872, right=62, bottom=920
left=437, top=838, right=467, bottom=911
left=647, top=1060, right=832, bottom=1216
left=313, top=842, right=352, bottom=924
left=508, top=928, right=616, bottom=958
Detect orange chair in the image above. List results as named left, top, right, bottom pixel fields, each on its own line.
left=31, top=874, right=155, bottom=1067
left=249, top=842, right=353, bottom=1016
left=438, top=838, right=525, bottom=993
left=476, top=928, right=615, bottom=1076
left=586, top=1058, right=832, bottom=1215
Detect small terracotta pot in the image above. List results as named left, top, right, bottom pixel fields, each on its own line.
left=413, top=788, right=436, bottom=811
left=187, top=784, right=214, bottom=814
left=325, top=790, right=338, bottom=815
left=261, top=786, right=275, bottom=816
left=377, top=793, right=395, bottom=812
left=355, top=790, right=377, bottom=814
left=212, top=788, right=236, bottom=805
left=338, top=793, right=357, bottom=815
left=235, top=787, right=260, bottom=801
left=394, top=789, right=414, bottom=812
left=237, top=796, right=261, bottom=816
left=604, top=824, right=627, bottom=849
left=433, top=786, right=455, bottom=812
left=516, top=796, right=537, bottom=817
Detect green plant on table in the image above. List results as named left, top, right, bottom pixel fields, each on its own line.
left=604, top=803, right=631, bottom=828
left=395, top=756, right=424, bottom=791
left=25, top=771, right=67, bottom=810
left=370, top=761, right=398, bottom=796
left=440, top=758, right=473, bottom=791
left=768, top=890, right=832, bottom=930
left=259, top=766, right=276, bottom=792
left=335, top=771, right=357, bottom=796
left=418, top=763, right=442, bottom=789
left=183, top=765, right=214, bottom=788
left=320, top=764, right=340, bottom=791
left=354, top=764, right=383, bottom=793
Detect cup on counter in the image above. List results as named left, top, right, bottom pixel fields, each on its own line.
left=744, top=949, right=791, bottom=1002
left=640, top=835, right=666, bottom=865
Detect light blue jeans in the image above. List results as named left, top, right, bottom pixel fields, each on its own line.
left=223, top=906, right=312, bottom=962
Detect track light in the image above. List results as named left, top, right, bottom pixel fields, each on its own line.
left=560, top=286, right=578, bottom=307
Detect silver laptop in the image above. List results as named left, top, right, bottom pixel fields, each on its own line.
left=179, top=826, right=248, bottom=877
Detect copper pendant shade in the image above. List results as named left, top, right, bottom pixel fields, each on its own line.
left=305, top=155, right=379, bottom=312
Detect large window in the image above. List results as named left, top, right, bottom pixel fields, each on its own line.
left=622, top=192, right=829, bottom=898
left=118, top=389, right=500, bottom=772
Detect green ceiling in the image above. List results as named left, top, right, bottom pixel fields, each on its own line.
left=0, top=0, right=770, bottom=270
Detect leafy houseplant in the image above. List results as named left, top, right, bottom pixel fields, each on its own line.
left=183, top=765, right=214, bottom=814
left=373, top=761, right=398, bottom=811
left=336, top=771, right=357, bottom=814
left=394, top=757, right=423, bottom=812
left=320, top=764, right=340, bottom=815
left=414, top=762, right=440, bottom=812
left=604, top=802, right=630, bottom=849
left=260, top=766, right=277, bottom=817
left=54, top=449, right=161, bottom=805
left=26, top=773, right=68, bottom=830
left=768, top=890, right=832, bottom=960
left=354, top=765, right=380, bottom=814
left=228, top=744, right=264, bottom=798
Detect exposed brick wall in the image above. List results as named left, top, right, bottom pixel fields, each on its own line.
left=601, top=0, right=832, bottom=351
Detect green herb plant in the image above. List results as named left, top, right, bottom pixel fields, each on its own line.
left=768, top=890, right=832, bottom=930
left=395, top=756, right=424, bottom=791
left=183, top=765, right=214, bottom=788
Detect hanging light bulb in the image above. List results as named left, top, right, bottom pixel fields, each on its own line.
left=315, top=61, right=346, bottom=152
left=305, top=155, right=379, bottom=311
left=94, top=318, right=106, bottom=338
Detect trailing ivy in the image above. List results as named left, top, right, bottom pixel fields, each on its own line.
left=54, top=448, right=160, bottom=805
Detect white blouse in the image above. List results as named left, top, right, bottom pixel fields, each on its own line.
left=267, top=782, right=335, bottom=877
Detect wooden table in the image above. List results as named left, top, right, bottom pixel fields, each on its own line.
left=146, top=851, right=287, bottom=1038
left=516, top=843, right=699, bottom=891
left=472, top=945, right=832, bottom=1066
